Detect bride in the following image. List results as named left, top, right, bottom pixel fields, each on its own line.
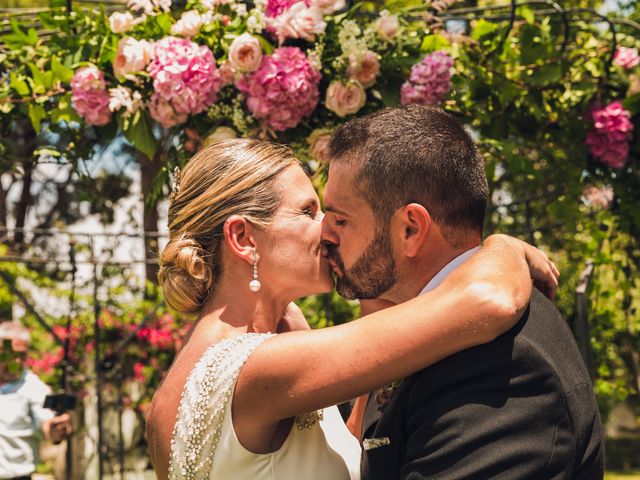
left=146, top=139, right=558, bottom=480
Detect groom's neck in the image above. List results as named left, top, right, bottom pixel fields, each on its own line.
left=382, top=239, right=480, bottom=304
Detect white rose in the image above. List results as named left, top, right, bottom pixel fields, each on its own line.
left=271, top=3, right=326, bottom=44
left=113, top=37, right=152, bottom=78
left=108, top=86, right=143, bottom=117
left=228, top=33, right=263, bottom=73
left=204, top=126, right=238, bottom=146
left=171, top=10, right=203, bottom=38
left=376, top=10, right=399, bottom=43
left=311, top=0, right=345, bottom=15
left=109, top=12, right=134, bottom=34
left=325, top=81, right=366, bottom=117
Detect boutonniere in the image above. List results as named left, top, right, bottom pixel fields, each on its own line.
left=375, top=380, right=403, bottom=410
left=363, top=436, right=391, bottom=451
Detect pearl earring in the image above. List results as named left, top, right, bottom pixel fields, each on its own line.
left=249, top=248, right=261, bottom=292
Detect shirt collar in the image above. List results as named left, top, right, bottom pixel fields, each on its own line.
left=419, top=245, right=481, bottom=296
left=0, top=369, right=27, bottom=392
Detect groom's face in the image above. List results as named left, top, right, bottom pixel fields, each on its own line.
left=321, top=162, right=398, bottom=299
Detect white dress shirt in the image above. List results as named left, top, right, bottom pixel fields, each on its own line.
left=419, top=246, right=481, bottom=296
left=0, top=369, right=54, bottom=479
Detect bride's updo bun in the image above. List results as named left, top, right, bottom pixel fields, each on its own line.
left=158, top=139, right=299, bottom=315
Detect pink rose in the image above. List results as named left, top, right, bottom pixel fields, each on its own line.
left=109, top=12, right=134, bottom=33
left=236, top=46, right=321, bottom=131
left=71, top=66, right=112, bottom=126
left=325, top=80, right=366, bottom=117
left=170, top=10, right=203, bottom=38
left=113, top=37, right=152, bottom=78
left=270, top=3, right=326, bottom=44
left=228, top=33, right=263, bottom=73
left=376, top=10, right=399, bottom=43
left=613, top=47, right=640, bottom=70
left=148, top=93, right=188, bottom=128
left=310, top=0, right=344, bottom=14
left=585, top=101, right=633, bottom=168
left=347, top=51, right=380, bottom=88
left=582, top=186, right=614, bottom=210
left=218, top=62, right=237, bottom=86
left=148, top=36, right=221, bottom=116
left=401, top=51, right=453, bottom=106
left=265, top=0, right=309, bottom=17
left=307, top=128, right=332, bottom=163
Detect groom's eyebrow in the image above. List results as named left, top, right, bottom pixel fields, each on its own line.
left=325, top=204, right=349, bottom=217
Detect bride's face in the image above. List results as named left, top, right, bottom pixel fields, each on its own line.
left=254, top=165, right=333, bottom=299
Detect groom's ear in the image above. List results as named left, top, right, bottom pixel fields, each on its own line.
left=398, top=203, right=431, bottom=258
left=223, top=215, right=256, bottom=265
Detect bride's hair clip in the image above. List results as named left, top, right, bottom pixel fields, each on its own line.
left=170, top=166, right=182, bottom=200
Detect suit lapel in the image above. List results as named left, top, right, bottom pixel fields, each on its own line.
left=362, top=389, right=384, bottom=437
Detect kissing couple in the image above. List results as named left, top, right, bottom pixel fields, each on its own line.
left=147, top=105, right=604, bottom=480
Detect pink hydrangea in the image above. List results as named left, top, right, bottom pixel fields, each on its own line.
left=148, top=36, right=221, bottom=127
left=585, top=101, right=633, bottom=168
left=71, top=66, right=112, bottom=126
left=236, top=47, right=321, bottom=131
left=400, top=51, right=453, bottom=106
left=613, top=47, right=640, bottom=70
left=265, top=0, right=309, bottom=18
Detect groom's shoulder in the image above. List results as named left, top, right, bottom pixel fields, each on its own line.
left=406, top=288, right=590, bottom=394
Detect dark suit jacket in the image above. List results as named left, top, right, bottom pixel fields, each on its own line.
left=361, top=289, right=604, bottom=480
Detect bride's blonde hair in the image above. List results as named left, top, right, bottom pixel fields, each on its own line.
left=158, top=139, right=299, bottom=314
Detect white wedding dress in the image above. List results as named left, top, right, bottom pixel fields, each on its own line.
left=168, top=333, right=362, bottom=480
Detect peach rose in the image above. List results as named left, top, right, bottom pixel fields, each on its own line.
left=376, top=10, right=399, bottom=43
left=113, top=37, right=152, bottom=78
left=347, top=51, right=380, bottom=88
left=228, top=33, right=263, bottom=73
left=307, top=129, right=333, bottom=164
left=170, top=10, right=203, bottom=38
left=218, top=62, right=238, bottom=86
left=204, top=126, right=238, bottom=146
left=109, top=12, right=134, bottom=34
left=325, top=80, right=366, bottom=117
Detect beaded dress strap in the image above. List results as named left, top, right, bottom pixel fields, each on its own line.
left=168, top=333, right=275, bottom=480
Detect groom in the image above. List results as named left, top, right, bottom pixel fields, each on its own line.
left=321, top=105, right=604, bottom=479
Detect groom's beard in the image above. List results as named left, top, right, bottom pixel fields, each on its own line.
left=327, top=227, right=398, bottom=300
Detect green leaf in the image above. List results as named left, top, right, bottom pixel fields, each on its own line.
left=622, top=93, right=640, bottom=116
left=28, top=63, right=47, bottom=94
left=255, top=35, right=274, bottom=55
left=379, top=83, right=401, bottom=107
left=51, top=55, right=74, bottom=83
left=28, top=104, right=46, bottom=133
left=471, top=19, right=498, bottom=41
left=516, top=5, right=536, bottom=25
left=50, top=93, right=80, bottom=124
left=420, top=34, right=450, bottom=53
left=121, top=110, right=158, bottom=160
left=529, top=63, right=563, bottom=86
left=10, top=72, right=30, bottom=96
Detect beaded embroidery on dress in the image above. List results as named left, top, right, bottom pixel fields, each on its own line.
left=168, top=333, right=275, bottom=480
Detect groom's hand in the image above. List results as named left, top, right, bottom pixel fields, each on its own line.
left=359, top=298, right=397, bottom=317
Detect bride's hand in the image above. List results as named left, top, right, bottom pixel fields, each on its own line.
left=485, top=234, right=560, bottom=300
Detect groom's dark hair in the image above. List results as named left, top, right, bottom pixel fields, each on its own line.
left=328, top=105, right=489, bottom=248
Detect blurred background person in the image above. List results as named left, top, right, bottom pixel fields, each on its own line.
left=0, top=321, right=72, bottom=480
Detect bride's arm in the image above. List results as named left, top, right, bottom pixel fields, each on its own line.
left=234, top=234, right=555, bottom=434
